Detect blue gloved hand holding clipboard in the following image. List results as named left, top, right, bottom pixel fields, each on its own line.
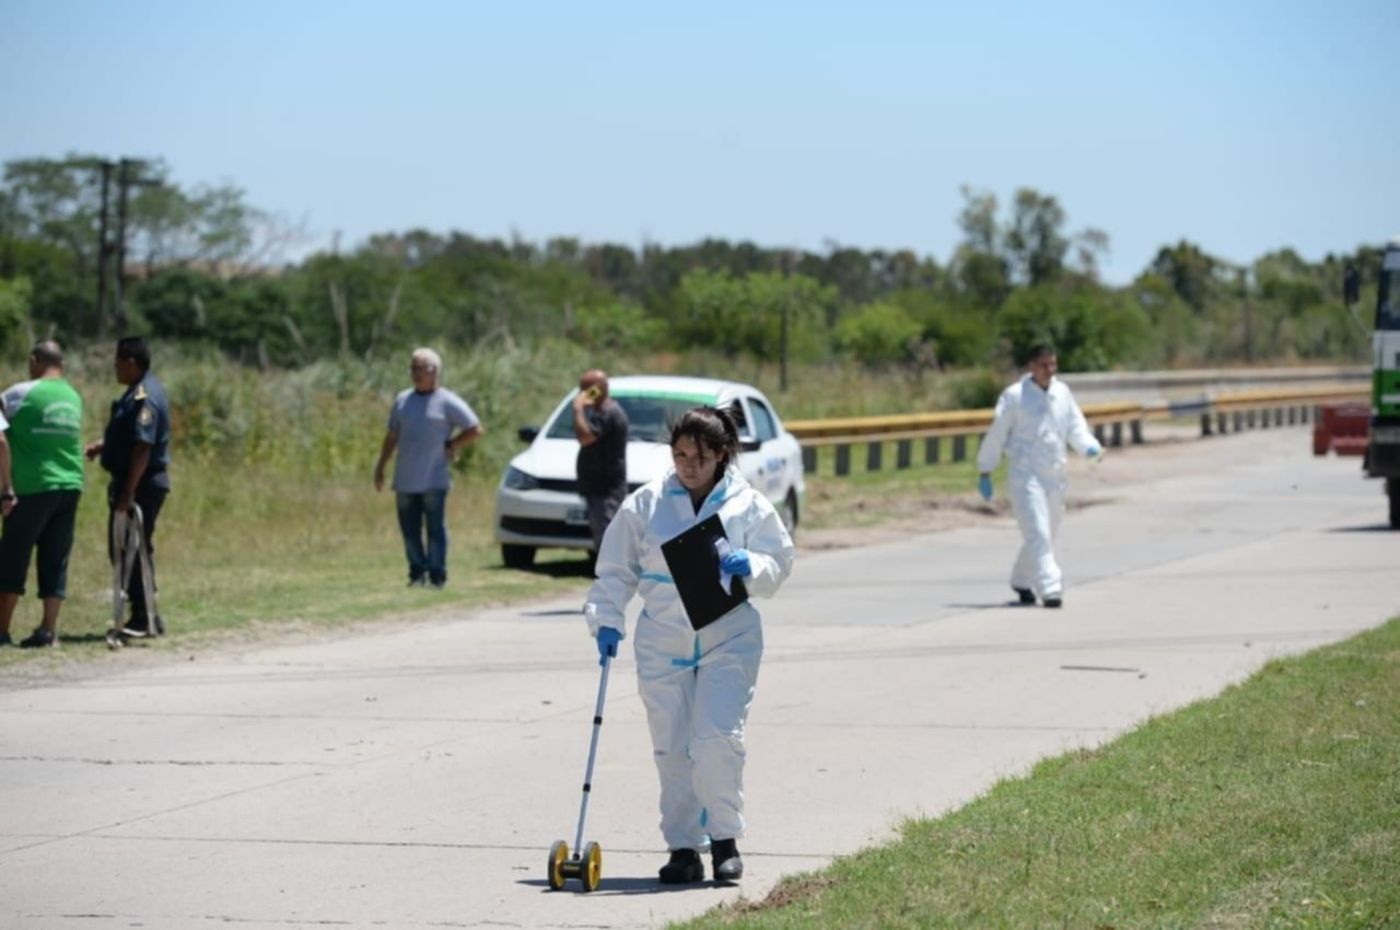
left=661, top=514, right=749, bottom=630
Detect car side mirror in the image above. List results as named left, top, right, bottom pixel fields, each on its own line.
left=518, top=426, right=539, bottom=443
left=740, top=438, right=761, bottom=453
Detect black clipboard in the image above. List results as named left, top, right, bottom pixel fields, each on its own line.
left=660, top=513, right=748, bottom=630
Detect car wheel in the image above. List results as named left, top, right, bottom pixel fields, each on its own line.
left=780, top=491, right=799, bottom=537
left=502, top=544, right=537, bottom=569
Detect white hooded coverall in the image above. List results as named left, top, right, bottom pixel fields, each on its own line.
left=976, top=374, right=1097, bottom=599
left=584, top=467, right=795, bottom=850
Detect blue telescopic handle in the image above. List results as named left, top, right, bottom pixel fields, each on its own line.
left=573, top=651, right=612, bottom=854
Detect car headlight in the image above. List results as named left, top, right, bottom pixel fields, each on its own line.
left=503, top=466, right=540, bottom=491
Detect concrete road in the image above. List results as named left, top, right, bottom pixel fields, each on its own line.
left=2, top=427, right=1397, bottom=929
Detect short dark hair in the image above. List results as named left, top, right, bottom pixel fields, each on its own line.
left=30, top=340, right=63, bottom=369
left=116, top=336, right=151, bottom=372
left=1025, top=344, right=1056, bottom=364
left=670, top=406, right=741, bottom=472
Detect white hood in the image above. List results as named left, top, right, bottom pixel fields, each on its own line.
left=507, top=438, right=674, bottom=486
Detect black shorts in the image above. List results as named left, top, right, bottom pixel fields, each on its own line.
left=0, top=489, right=82, bottom=599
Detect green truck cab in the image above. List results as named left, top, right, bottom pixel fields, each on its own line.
left=1361, top=238, right=1400, bottom=527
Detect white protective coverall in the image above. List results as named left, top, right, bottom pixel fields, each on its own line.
left=976, top=374, right=1097, bottom=599
left=584, top=466, right=795, bottom=850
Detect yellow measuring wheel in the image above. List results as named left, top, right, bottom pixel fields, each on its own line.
left=543, top=652, right=614, bottom=892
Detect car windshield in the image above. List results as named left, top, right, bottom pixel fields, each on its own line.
left=545, top=390, right=720, bottom=443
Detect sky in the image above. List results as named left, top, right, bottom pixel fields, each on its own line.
left=3, top=0, right=1398, bottom=284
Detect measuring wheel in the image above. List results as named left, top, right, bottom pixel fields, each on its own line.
left=546, top=839, right=569, bottom=891
left=578, top=842, right=602, bottom=892
left=549, top=840, right=603, bottom=892
left=544, top=652, right=615, bottom=892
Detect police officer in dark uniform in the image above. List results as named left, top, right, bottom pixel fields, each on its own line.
left=84, top=337, right=172, bottom=637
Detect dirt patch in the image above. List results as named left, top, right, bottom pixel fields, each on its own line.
left=0, top=606, right=476, bottom=692
left=728, top=872, right=838, bottom=916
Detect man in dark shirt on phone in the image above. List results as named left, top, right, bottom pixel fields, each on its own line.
left=572, top=369, right=629, bottom=560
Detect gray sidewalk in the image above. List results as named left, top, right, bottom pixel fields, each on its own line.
left=2, top=428, right=1396, bottom=929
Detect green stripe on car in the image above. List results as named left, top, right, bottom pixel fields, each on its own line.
left=612, top=390, right=719, bottom=405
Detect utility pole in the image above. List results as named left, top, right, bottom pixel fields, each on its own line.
left=95, top=161, right=113, bottom=338
left=87, top=156, right=156, bottom=336
left=779, top=249, right=795, bottom=392
left=779, top=294, right=789, bottom=393
left=114, top=159, right=133, bottom=332
left=112, top=157, right=158, bottom=333
left=1238, top=267, right=1253, bottom=363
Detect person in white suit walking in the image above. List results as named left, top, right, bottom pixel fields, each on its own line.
left=977, top=345, right=1101, bottom=607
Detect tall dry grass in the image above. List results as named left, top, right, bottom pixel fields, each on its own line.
left=0, top=340, right=987, bottom=654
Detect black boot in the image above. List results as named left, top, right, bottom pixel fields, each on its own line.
left=658, top=848, right=704, bottom=884
left=1013, top=587, right=1035, bottom=605
left=19, top=627, right=55, bottom=648
left=711, top=838, right=743, bottom=882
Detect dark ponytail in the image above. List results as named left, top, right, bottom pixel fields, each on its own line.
left=670, top=405, right=741, bottom=472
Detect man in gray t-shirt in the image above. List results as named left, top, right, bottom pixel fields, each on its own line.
left=374, top=349, right=484, bottom=588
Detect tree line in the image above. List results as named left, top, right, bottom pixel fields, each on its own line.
left=0, top=155, right=1379, bottom=372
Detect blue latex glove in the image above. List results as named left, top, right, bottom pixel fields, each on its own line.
left=719, top=549, right=752, bottom=577
left=1085, top=441, right=1103, bottom=459
left=596, top=626, right=622, bottom=666
left=978, top=474, right=994, bottom=501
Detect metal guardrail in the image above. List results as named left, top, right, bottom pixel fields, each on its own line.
left=1058, top=365, right=1368, bottom=400
left=787, top=384, right=1368, bottom=477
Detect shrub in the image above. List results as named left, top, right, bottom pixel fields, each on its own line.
left=0, top=275, right=31, bottom=359
left=834, top=301, right=922, bottom=365
left=949, top=369, right=1005, bottom=409
left=997, top=285, right=1150, bottom=371
left=572, top=302, right=665, bottom=353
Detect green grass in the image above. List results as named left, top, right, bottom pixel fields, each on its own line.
left=1, top=446, right=985, bottom=663
left=0, top=465, right=597, bottom=665
left=674, top=619, right=1400, bottom=930
left=0, top=347, right=999, bottom=664
left=801, top=460, right=988, bottom=531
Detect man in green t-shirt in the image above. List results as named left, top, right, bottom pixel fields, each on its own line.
left=0, top=413, right=12, bottom=515
left=0, top=341, right=85, bottom=649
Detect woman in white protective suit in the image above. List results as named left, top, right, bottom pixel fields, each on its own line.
left=584, top=405, right=794, bottom=885
left=976, top=345, right=1101, bottom=607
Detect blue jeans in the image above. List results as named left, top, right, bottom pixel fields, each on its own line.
left=395, top=490, right=448, bottom=583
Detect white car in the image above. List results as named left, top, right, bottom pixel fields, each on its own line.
left=494, top=375, right=806, bottom=568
